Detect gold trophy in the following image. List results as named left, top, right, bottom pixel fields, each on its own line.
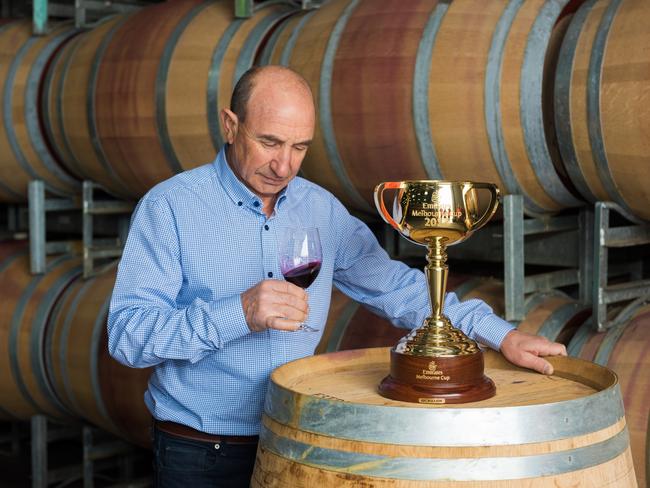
left=374, top=180, right=500, bottom=404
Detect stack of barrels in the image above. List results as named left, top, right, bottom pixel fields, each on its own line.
left=0, top=0, right=648, bottom=484
left=0, top=241, right=151, bottom=447
left=0, top=0, right=647, bottom=220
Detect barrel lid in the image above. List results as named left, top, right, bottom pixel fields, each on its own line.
left=265, top=347, right=623, bottom=446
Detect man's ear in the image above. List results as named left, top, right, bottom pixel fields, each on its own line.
left=220, top=108, right=238, bottom=144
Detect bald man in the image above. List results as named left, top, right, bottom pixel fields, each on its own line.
left=108, top=66, right=566, bottom=487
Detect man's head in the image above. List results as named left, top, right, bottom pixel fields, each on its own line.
left=221, top=66, right=315, bottom=212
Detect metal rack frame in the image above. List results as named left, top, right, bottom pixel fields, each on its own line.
left=502, top=195, right=588, bottom=321
left=28, top=180, right=132, bottom=278
left=32, top=0, right=146, bottom=34
left=28, top=180, right=79, bottom=275
left=234, top=0, right=324, bottom=18
left=82, top=181, right=133, bottom=279
left=592, top=202, right=650, bottom=331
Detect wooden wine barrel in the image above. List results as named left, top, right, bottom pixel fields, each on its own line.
left=57, top=0, right=296, bottom=198
left=47, top=264, right=152, bottom=447
left=555, top=0, right=650, bottom=221
left=269, top=0, right=580, bottom=214
left=317, top=278, right=589, bottom=354
left=0, top=245, right=82, bottom=420
left=0, top=20, right=79, bottom=200
left=43, top=15, right=134, bottom=198
left=253, top=348, right=636, bottom=486
left=568, top=299, right=650, bottom=488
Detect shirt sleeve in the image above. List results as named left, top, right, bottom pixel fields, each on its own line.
left=107, top=196, right=250, bottom=368
left=331, top=202, right=514, bottom=351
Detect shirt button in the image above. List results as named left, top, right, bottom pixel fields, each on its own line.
left=268, top=272, right=273, bottom=278
left=237, top=201, right=243, bottom=206
left=264, top=225, right=269, bottom=231
left=253, top=201, right=260, bottom=207
left=214, top=443, right=220, bottom=450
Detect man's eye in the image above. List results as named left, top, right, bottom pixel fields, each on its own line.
left=261, top=140, right=278, bottom=148
left=293, top=145, right=308, bottom=152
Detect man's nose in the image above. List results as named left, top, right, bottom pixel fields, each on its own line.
left=271, top=146, right=293, bottom=177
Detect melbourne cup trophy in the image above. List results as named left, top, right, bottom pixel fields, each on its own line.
left=374, top=180, right=500, bottom=404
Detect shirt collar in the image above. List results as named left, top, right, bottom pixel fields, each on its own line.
left=213, top=146, right=292, bottom=213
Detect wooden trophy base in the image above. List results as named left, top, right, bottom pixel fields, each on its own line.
left=378, top=348, right=496, bottom=404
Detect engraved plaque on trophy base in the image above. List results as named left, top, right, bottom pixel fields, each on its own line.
left=378, top=349, right=496, bottom=404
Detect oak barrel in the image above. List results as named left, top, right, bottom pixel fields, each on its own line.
left=43, top=15, right=133, bottom=198
left=47, top=264, right=152, bottom=447
left=0, top=20, right=78, bottom=200
left=555, top=0, right=650, bottom=221
left=253, top=347, right=636, bottom=486
left=0, top=244, right=81, bottom=419
left=48, top=0, right=296, bottom=198
left=568, top=299, right=650, bottom=487
left=268, top=0, right=580, bottom=214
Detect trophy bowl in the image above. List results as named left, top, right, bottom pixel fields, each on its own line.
left=374, top=180, right=500, bottom=404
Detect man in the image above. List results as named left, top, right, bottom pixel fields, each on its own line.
left=108, top=65, right=566, bottom=488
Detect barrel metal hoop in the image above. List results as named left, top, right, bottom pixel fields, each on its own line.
left=43, top=271, right=74, bottom=405
left=484, top=1, right=544, bottom=214
left=258, top=10, right=295, bottom=66
left=587, top=0, right=634, bottom=215
left=25, top=29, right=80, bottom=193
left=265, top=379, right=624, bottom=446
left=279, top=10, right=316, bottom=67
left=259, top=424, right=630, bottom=481
left=88, top=14, right=134, bottom=190
left=90, top=296, right=120, bottom=431
left=521, top=0, right=580, bottom=208
left=324, top=299, right=360, bottom=353
left=319, top=0, right=373, bottom=213
left=207, top=19, right=245, bottom=151
left=58, top=277, right=94, bottom=415
left=51, top=35, right=85, bottom=177
left=8, top=255, right=70, bottom=415
left=30, top=265, right=82, bottom=416
left=567, top=318, right=595, bottom=357
left=0, top=248, right=28, bottom=419
left=412, top=1, right=447, bottom=180
left=592, top=297, right=649, bottom=366
left=537, top=301, right=582, bottom=342
left=554, top=0, right=599, bottom=202
left=155, top=2, right=211, bottom=176
left=4, top=38, right=43, bottom=181
left=234, top=7, right=296, bottom=87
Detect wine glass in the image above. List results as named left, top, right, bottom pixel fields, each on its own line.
left=278, top=227, right=322, bottom=332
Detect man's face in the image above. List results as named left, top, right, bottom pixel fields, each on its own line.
left=222, top=81, right=315, bottom=205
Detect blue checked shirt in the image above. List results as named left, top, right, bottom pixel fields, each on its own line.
left=108, top=147, right=515, bottom=435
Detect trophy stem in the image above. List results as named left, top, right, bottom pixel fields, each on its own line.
left=425, top=237, right=448, bottom=322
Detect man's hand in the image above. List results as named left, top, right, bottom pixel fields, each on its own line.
left=500, top=329, right=567, bottom=375
left=241, top=280, right=308, bottom=332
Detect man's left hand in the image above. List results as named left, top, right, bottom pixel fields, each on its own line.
left=500, top=329, right=567, bottom=375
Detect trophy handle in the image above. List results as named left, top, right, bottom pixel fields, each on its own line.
left=374, top=182, right=403, bottom=231
left=465, top=183, right=500, bottom=231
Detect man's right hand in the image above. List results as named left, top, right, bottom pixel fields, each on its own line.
left=241, top=280, right=309, bottom=332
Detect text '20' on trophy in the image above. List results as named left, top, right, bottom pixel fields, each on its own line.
left=374, top=180, right=500, bottom=404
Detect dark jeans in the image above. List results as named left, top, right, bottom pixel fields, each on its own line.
left=153, top=426, right=258, bottom=488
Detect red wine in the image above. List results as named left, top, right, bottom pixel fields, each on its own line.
left=283, top=261, right=321, bottom=289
